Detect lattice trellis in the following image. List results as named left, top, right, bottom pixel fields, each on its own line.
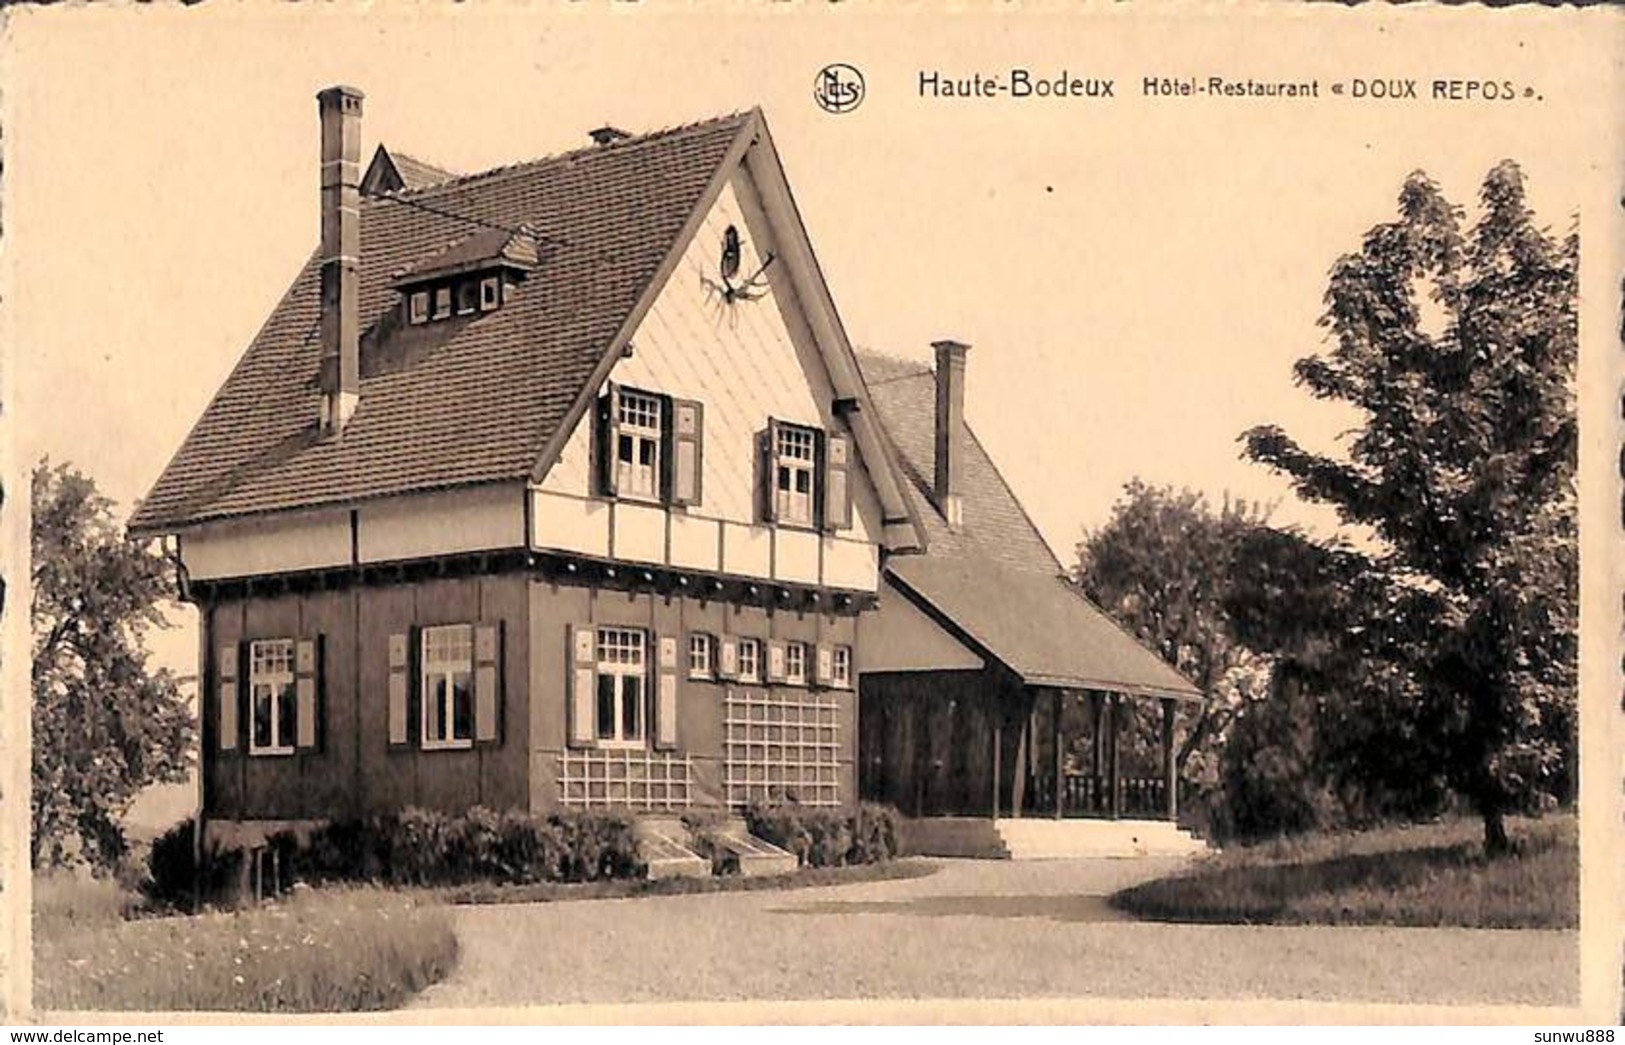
left=724, top=688, right=841, bottom=807
left=558, top=747, right=693, bottom=809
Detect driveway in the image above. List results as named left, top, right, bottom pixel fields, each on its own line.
left=411, top=857, right=1578, bottom=1010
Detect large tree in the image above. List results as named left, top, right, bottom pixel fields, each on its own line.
left=31, top=461, right=195, bottom=870
left=1075, top=481, right=1273, bottom=782
left=1243, top=161, right=1577, bottom=855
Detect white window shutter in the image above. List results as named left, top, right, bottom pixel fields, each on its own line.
left=294, top=637, right=321, bottom=752
left=718, top=635, right=739, bottom=680
left=567, top=624, right=597, bottom=748
left=474, top=622, right=503, bottom=745
left=387, top=632, right=411, bottom=749
left=218, top=643, right=239, bottom=752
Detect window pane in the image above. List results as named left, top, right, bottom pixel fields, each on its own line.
left=428, top=677, right=449, bottom=743
left=252, top=684, right=273, bottom=749
left=277, top=680, right=297, bottom=747
left=623, top=676, right=643, bottom=739
left=597, top=674, right=616, bottom=739
left=452, top=672, right=473, bottom=740
left=796, top=470, right=811, bottom=494
left=618, top=433, right=634, bottom=464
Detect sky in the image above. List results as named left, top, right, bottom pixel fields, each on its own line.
left=4, top=6, right=1620, bottom=673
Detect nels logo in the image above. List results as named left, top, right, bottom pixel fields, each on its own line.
left=814, top=64, right=866, bottom=114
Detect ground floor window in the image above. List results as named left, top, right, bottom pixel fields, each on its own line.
left=724, top=688, right=841, bottom=807
left=421, top=624, right=474, bottom=749
left=249, top=639, right=296, bottom=756
left=595, top=627, right=646, bottom=745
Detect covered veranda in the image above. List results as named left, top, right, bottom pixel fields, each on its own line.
left=857, top=557, right=1203, bottom=823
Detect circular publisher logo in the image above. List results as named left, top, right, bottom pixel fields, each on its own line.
left=814, top=64, right=866, bottom=114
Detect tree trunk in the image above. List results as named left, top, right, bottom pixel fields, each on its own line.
left=1482, top=806, right=1511, bottom=858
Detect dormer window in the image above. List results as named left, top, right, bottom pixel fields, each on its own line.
left=408, top=290, right=430, bottom=325
left=456, top=281, right=479, bottom=315
left=433, top=286, right=453, bottom=320
left=480, top=275, right=502, bottom=311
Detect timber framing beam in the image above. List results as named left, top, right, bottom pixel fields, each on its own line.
left=186, top=548, right=879, bottom=616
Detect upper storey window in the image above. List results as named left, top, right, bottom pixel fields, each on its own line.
left=757, top=419, right=852, bottom=532
left=595, top=384, right=704, bottom=508
left=773, top=424, right=817, bottom=526
left=616, top=390, right=663, bottom=501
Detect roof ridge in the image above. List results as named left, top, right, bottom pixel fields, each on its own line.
left=365, top=110, right=757, bottom=205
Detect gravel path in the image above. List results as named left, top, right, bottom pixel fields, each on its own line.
left=412, top=857, right=1578, bottom=1009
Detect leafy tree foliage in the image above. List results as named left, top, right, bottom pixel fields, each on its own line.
left=1242, top=162, right=1577, bottom=855
left=1075, top=481, right=1273, bottom=788
left=32, top=461, right=194, bottom=870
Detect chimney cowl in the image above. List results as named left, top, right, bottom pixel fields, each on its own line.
left=932, top=340, right=970, bottom=529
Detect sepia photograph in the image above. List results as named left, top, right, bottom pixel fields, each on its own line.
left=2, top=3, right=1620, bottom=1027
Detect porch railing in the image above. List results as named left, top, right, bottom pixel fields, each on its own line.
left=1033, top=773, right=1170, bottom=819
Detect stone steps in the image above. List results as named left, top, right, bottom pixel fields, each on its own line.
left=995, top=817, right=1208, bottom=859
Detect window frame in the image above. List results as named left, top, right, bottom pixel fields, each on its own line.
left=420, top=624, right=475, bottom=751
left=594, top=626, right=648, bottom=748
left=785, top=641, right=809, bottom=686
left=432, top=285, right=453, bottom=320
left=408, top=290, right=430, bottom=325
left=479, top=275, right=502, bottom=311
left=773, top=423, right=818, bottom=528
left=736, top=637, right=762, bottom=684
left=248, top=638, right=297, bottom=757
left=832, top=645, right=853, bottom=689
left=687, top=633, right=714, bottom=680
left=455, top=280, right=479, bottom=316
left=614, top=389, right=664, bottom=504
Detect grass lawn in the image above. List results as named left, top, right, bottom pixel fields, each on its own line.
left=1113, top=814, right=1575, bottom=930
left=444, top=856, right=937, bottom=906
left=34, top=875, right=459, bottom=1012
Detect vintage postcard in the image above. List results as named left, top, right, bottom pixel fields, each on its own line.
left=1, top=1, right=1620, bottom=1028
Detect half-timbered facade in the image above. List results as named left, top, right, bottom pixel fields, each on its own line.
left=130, top=89, right=924, bottom=851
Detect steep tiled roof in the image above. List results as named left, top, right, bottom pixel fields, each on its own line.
left=389, top=152, right=458, bottom=191
left=858, top=352, right=1059, bottom=572
left=132, top=114, right=753, bottom=532
left=859, top=351, right=1201, bottom=699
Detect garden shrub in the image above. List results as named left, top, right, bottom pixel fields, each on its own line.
left=745, top=801, right=901, bottom=868
left=144, top=818, right=245, bottom=910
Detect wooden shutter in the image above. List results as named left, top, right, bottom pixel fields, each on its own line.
left=814, top=643, right=834, bottom=690
left=766, top=639, right=788, bottom=684
left=218, top=643, right=240, bottom=752
left=595, top=383, right=621, bottom=498
left=566, top=624, right=597, bottom=748
left=670, top=399, right=705, bottom=507
left=758, top=420, right=780, bottom=524
left=822, top=433, right=853, bottom=531
left=387, top=630, right=413, bottom=750
left=655, top=634, right=679, bottom=751
left=717, top=634, right=739, bottom=680
left=474, top=621, right=504, bottom=746
left=295, top=636, right=323, bottom=753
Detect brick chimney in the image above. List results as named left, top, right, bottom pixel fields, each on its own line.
left=317, top=86, right=364, bottom=434
left=932, top=339, right=970, bottom=529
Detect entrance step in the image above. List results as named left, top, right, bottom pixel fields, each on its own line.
left=995, top=818, right=1209, bottom=860
left=898, top=817, right=1010, bottom=859
left=632, top=818, right=710, bottom=881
